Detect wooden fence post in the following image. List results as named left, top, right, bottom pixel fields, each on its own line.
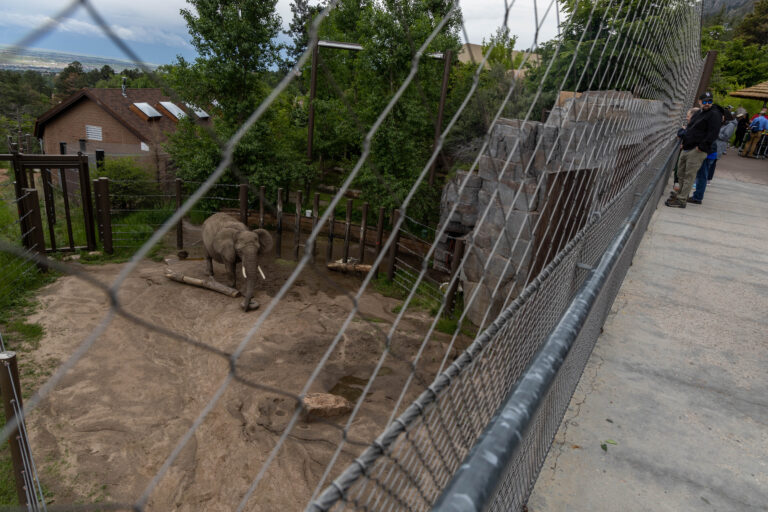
left=276, top=188, right=283, bottom=259
left=294, top=190, right=302, bottom=261
left=358, top=202, right=368, bottom=264
left=343, top=199, right=352, bottom=263
left=375, top=207, right=385, bottom=277
left=259, top=186, right=265, bottom=229
left=239, top=183, right=248, bottom=226
left=445, top=238, right=465, bottom=315
left=59, top=167, right=75, bottom=251
left=93, top=178, right=104, bottom=243
left=312, top=193, right=319, bottom=261
left=386, top=209, right=401, bottom=282
left=42, top=169, right=56, bottom=251
left=96, top=178, right=113, bottom=254
left=77, top=153, right=97, bottom=251
left=0, top=351, right=34, bottom=507
left=175, top=178, right=183, bottom=250
left=327, top=204, right=335, bottom=262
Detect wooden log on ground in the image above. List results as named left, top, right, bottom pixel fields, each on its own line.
left=327, top=262, right=373, bottom=274
left=164, top=269, right=241, bottom=297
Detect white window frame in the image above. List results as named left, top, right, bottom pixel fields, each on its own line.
left=85, top=125, right=103, bottom=141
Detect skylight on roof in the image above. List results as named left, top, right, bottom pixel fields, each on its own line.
left=132, top=102, right=162, bottom=118
left=159, top=101, right=186, bottom=120
left=185, top=102, right=210, bottom=119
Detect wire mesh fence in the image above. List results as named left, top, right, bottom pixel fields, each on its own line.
left=0, top=0, right=704, bottom=510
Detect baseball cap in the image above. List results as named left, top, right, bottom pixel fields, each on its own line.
left=699, top=92, right=713, bottom=100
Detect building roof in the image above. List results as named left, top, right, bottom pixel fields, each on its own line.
left=34, top=88, right=204, bottom=141
left=729, top=80, right=768, bottom=102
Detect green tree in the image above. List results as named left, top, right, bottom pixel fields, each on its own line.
left=286, top=0, right=324, bottom=68
left=735, top=0, right=768, bottom=46
left=54, top=61, right=88, bottom=99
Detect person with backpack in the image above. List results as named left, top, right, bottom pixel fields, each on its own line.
left=666, top=92, right=721, bottom=208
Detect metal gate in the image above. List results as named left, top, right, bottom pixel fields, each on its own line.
left=2, top=149, right=97, bottom=253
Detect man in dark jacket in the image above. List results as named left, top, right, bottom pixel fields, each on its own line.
left=666, top=92, right=721, bottom=208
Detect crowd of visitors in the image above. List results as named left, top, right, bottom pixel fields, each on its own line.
left=667, top=92, right=766, bottom=208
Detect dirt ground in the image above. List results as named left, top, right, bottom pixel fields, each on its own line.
left=24, top=224, right=468, bottom=510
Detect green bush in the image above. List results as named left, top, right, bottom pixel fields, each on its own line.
left=99, top=157, right=161, bottom=211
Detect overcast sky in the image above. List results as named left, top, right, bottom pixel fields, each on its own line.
left=0, top=0, right=560, bottom=66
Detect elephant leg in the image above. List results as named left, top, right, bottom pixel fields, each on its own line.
left=225, top=261, right=236, bottom=288
left=204, top=252, right=214, bottom=277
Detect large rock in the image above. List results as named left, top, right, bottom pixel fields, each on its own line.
left=302, top=393, right=352, bottom=420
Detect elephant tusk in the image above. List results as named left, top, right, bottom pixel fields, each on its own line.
left=258, top=265, right=266, bottom=280
left=242, top=266, right=247, bottom=279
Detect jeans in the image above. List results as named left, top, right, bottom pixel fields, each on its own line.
left=692, top=159, right=715, bottom=201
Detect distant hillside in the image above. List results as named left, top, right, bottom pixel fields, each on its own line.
left=703, top=0, right=756, bottom=20
left=0, top=46, right=156, bottom=73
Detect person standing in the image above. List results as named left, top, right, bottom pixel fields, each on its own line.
left=666, top=92, right=721, bottom=208
left=734, top=112, right=749, bottom=149
left=743, top=112, right=768, bottom=158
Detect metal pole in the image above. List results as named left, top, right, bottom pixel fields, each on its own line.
left=0, top=352, right=31, bottom=507
left=276, top=188, right=283, bottom=259
left=386, top=209, right=401, bottom=282
left=78, top=153, right=97, bottom=251
left=445, top=239, right=465, bottom=314
left=358, top=202, right=368, bottom=264
left=239, top=183, right=248, bottom=226
left=42, top=168, right=56, bottom=251
left=429, top=49, right=452, bottom=187
left=59, top=166, right=75, bottom=251
left=343, top=199, right=352, bottom=263
left=307, top=42, right=319, bottom=161
left=175, top=178, right=183, bottom=250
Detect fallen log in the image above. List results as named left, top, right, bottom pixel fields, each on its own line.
left=327, top=262, right=373, bottom=274
left=164, top=269, right=241, bottom=297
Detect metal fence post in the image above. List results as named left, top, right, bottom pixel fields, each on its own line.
left=386, top=209, right=401, bottom=282
left=0, top=351, right=32, bottom=507
left=239, top=183, right=248, bottom=226
left=42, top=168, right=56, bottom=251
left=175, top=178, right=183, bottom=250
left=445, top=239, right=465, bottom=315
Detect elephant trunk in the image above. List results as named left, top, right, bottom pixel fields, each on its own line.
left=241, top=246, right=259, bottom=311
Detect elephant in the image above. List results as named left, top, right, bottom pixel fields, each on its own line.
left=201, top=213, right=273, bottom=311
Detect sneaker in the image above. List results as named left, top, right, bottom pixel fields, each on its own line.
left=687, top=197, right=702, bottom=204
left=665, top=197, right=686, bottom=208
left=669, top=190, right=678, bottom=199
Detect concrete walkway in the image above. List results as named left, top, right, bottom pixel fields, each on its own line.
left=528, top=153, right=768, bottom=511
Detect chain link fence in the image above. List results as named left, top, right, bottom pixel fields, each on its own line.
left=0, top=0, right=703, bottom=510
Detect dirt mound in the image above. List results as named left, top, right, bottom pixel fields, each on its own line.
left=26, top=253, right=466, bottom=509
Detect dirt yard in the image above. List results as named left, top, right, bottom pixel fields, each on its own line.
left=24, top=229, right=468, bottom=510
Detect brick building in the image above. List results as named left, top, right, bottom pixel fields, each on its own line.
left=33, top=87, right=209, bottom=181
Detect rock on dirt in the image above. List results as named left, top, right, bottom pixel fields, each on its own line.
left=302, top=393, right=352, bottom=420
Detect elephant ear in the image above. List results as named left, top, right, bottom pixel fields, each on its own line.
left=253, top=228, right=273, bottom=254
